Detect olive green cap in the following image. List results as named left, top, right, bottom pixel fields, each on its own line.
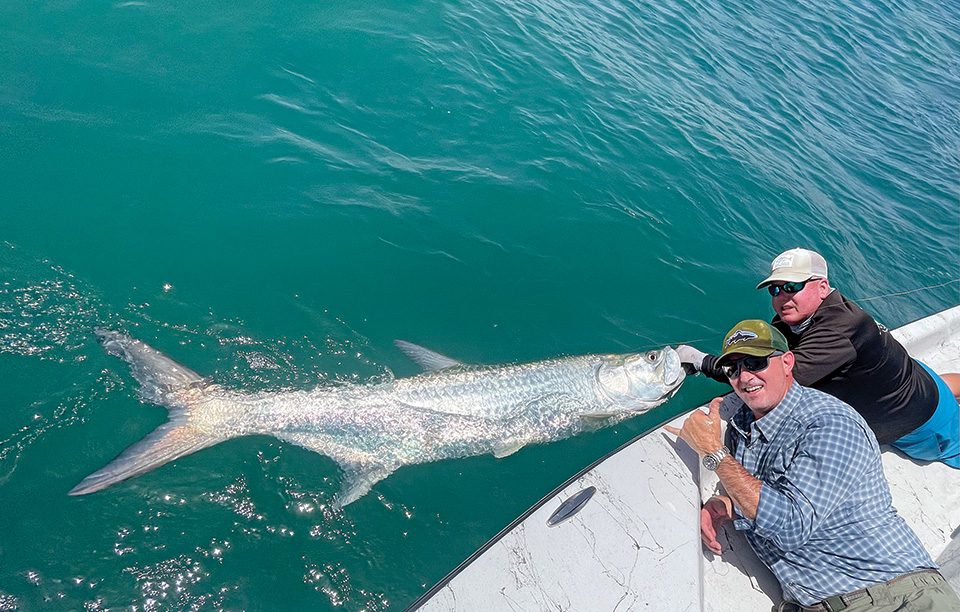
left=717, top=319, right=789, bottom=365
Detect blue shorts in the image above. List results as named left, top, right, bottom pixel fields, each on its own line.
left=890, top=362, right=960, bottom=468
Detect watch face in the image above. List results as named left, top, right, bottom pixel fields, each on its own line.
left=702, top=454, right=719, bottom=471
left=702, top=447, right=729, bottom=471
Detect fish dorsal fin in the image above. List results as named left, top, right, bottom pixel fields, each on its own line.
left=394, top=340, right=463, bottom=372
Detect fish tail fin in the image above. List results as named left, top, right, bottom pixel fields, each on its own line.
left=68, top=417, right=226, bottom=495
left=94, top=329, right=207, bottom=403
left=69, top=331, right=231, bottom=495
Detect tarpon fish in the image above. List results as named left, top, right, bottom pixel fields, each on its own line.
left=70, top=331, right=685, bottom=506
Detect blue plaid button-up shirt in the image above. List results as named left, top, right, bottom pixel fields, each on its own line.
left=724, top=382, right=934, bottom=605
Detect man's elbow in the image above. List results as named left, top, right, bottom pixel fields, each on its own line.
left=767, top=525, right=813, bottom=552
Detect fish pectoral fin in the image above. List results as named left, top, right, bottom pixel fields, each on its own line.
left=394, top=340, right=464, bottom=372
left=334, top=463, right=394, bottom=509
left=493, top=437, right=525, bottom=459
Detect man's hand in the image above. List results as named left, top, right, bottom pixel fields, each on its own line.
left=664, top=397, right=724, bottom=456
left=675, top=344, right=707, bottom=374
left=668, top=398, right=763, bottom=522
left=701, top=496, right=733, bottom=555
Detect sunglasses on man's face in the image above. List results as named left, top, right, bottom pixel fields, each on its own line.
left=767, top=280, right=809, bottom=297
left=720, top=352, right=782, bottom=379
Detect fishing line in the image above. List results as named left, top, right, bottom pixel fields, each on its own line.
left=849, top=279, right=960, bottom=304
left=646, top=278, right=960, bottom=352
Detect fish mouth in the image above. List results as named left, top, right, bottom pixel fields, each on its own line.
left=650, top=380, right=683, bottom=407
left=665, top=383, right=683, bottom=401
left=665, top=367, right=686, bottom=388
left=625, top=377, right=685, bottom=413
left=662, top=347, right=687, bottom=388
left=661, top=346, right=687, bottom=387
left=649, top=364, right=686, bottom=408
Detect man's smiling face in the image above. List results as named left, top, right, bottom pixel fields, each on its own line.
left=727, top=351, right=795, bottom=418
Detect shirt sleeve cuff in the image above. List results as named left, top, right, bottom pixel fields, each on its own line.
left=753, top=482, right=788, bottom=539
left=729, top=502, right=754, bottom=531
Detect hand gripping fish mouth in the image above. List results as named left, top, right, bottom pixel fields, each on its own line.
left=70, top=331, right=686, bottom=507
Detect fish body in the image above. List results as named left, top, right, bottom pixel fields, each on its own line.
left=71, top=332, right=684, bottom=506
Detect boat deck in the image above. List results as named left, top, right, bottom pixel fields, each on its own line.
left=411, top=306, right=960, bottom=611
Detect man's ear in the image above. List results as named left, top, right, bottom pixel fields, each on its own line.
left=816, top=278, right=831, bottom=299
left=781, top=351, right=795, bottom=373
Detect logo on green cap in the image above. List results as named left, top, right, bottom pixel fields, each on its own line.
left=725, top=330, right=758, bottom=348
left=718, top=320, right=789, bottom=364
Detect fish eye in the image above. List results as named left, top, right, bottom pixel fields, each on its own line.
left=645, top=351, right=659, bottom=362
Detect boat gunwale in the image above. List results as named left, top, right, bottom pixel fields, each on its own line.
left=405, top=404, right=698, bottom=610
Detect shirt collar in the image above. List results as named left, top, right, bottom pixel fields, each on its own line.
left=731, top=382, right=804, bottom=443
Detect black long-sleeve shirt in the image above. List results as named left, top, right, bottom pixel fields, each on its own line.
left=702, top=291, right=937, bottom=444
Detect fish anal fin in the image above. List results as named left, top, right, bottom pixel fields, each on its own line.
left=277, top=433, right=395, bottom=508
left=493, top=438, right=525, bottom=459
left=394, top=340, right=463, bottom=372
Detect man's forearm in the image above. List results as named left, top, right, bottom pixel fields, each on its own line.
left=699, top=354, right=732, bottom=385
left=716, top=456, right=762, bottom=519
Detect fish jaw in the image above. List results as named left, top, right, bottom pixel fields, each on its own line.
left=592, top=347, right=686, bottom=415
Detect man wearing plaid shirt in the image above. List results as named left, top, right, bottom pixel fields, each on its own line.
left=667, top=320, right=960, bottom=611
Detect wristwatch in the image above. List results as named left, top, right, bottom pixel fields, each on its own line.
left=702, top=446, right=730, bottom=471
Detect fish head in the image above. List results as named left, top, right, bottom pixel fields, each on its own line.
left=594, top=347, right=686, bottom=413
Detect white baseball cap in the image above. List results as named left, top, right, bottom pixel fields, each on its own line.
left=756, top=248, right=829, bottom=289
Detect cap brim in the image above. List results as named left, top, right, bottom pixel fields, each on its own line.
left=716, top=345, right=778, bottom=366
left=756, top=271, right=815, bottom=289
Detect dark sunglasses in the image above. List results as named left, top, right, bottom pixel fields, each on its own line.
left=720, top=352, right=782, bottom=379
left=767, top=280, right=809, bottom=297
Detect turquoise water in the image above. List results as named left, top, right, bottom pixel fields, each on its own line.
left=1, top=0, right=957, bottom=608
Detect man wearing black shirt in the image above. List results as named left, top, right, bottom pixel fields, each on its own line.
left=678, top=248, right=960, bottom=466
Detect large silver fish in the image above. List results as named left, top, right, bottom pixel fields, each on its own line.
left=70, top=331, right=685, bottom=506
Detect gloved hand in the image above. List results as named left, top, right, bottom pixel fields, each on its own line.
left=675, top=344, right=707, bottom=374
